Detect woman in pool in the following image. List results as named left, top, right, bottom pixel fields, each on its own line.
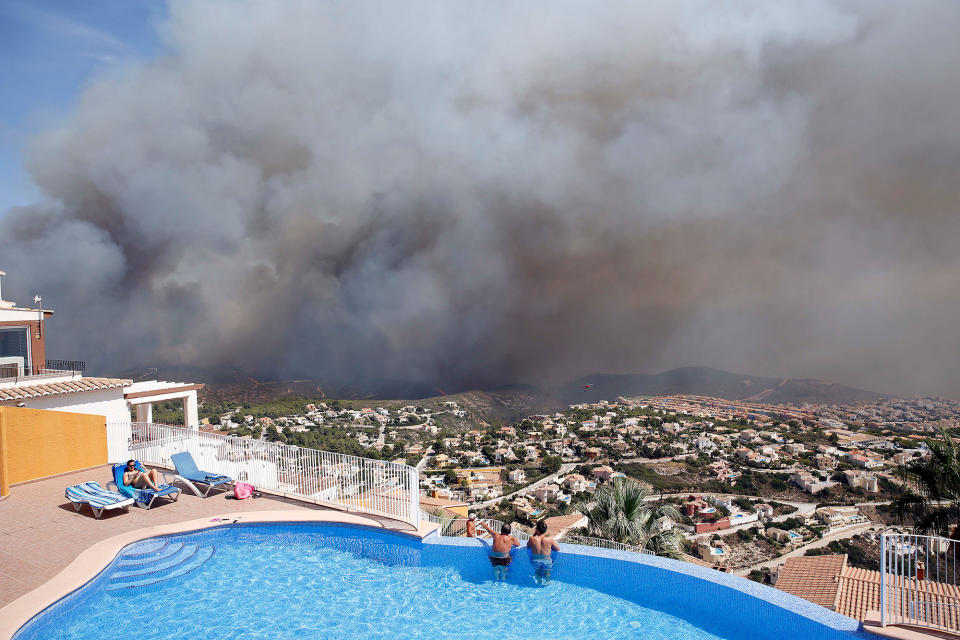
left=527, top=520, right=560, bottom=585
left=123, top=460, right=163, bottom=491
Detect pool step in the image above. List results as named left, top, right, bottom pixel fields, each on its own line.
left=108, top=541, right=215, bottom=593
left=116, top=542, right=184, bottom=566
left=119, top=539, right=168, bottom=558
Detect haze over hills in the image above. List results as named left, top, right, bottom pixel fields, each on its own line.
left=560, top=367, right=888, bottom=407
left=111, top=364, right=888, bottom=422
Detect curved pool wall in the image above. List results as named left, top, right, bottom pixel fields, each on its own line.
left=427, top=533, right=870, bottom=640
left=12, top=522, right=872, bottom=640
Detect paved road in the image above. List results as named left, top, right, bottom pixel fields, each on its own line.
left=644, top=491, right=817, bottom=514
left=772, top=502, right=817, bottom=520
left=415, top=446, right=434, bottom=472
left=473, top=463, right=578, bottom=509
left=376, top=423, right=385, bottom=447
left=734, top=522, right=876, bottom=576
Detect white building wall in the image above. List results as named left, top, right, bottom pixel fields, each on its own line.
left=12, top=388, right=131, bottom=425
left=729, top=511, right=759, bottom=526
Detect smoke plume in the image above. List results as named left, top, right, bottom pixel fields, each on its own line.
left=3, top=0, right=960, bottom=396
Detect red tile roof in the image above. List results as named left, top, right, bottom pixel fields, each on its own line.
left=777, top=552, right=960, bottom=631
left=776, top=554, right=847, bottom=610
left=544, top=512, right=587, bottom=537
left=0, top=377, right=131, bottom=401
left=838, top=564, right=960, bottom=629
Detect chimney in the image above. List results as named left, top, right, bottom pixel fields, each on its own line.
left=0, top=270, right=13, bottom=309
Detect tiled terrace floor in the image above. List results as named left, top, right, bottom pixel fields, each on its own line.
left=0, top=465, right=338, bottom=608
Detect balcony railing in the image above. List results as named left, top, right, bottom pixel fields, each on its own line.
left=43, top=359, right=86, bottom=372
left=0, top=359, right=86, bottom=382
left=108, top=422, right=421, bottom=528
left=880, top=532, right=960, bottom=633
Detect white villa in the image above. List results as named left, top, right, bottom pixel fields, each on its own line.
left=0, top=271, right=203, bottom=430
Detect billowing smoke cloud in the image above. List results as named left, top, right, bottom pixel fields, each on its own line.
left=4, top=0, right=960, bottom=396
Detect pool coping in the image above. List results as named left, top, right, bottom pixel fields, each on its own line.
left=4, top=519, right=873, bottom=640
left=0, top=510, right=438, bottom=640
left=423, top=531, right=869, bottom=636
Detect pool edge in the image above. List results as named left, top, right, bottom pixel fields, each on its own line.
left=421, top=534, right=870, bottom=637
left=0, top=510, right=436, bottom=640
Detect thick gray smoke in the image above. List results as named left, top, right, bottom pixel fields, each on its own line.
left=3, top=0, right=960, bottom=396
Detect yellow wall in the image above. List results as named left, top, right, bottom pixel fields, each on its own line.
left=0, top=406, right=107, bottom=496
left=446, top=504, right=469, bottom=518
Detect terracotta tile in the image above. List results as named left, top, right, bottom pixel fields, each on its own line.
left=0, top=575, right=29, bottom=603
left=0, top=465, right=321, bottom=607
left=0, top=550, right=45, bottom=576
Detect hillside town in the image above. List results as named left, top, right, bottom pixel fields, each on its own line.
left=202, top=392, right=960, bottom=578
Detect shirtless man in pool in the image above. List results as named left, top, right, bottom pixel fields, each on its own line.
left=527, top=520, right=561, bottom=584
left=479, top=521, right=520, bottom=580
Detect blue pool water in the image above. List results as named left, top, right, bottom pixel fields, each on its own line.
left=13, top=523, right=873, bottom=640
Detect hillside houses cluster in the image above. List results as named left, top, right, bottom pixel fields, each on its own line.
left=210, top=401, right=457, bottom=451
left=418, top=396, right=948, bottom=503
left=210, top=393, right=953, bottom=506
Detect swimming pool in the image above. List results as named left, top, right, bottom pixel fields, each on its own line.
left=13, top=522, right=875, bottom=640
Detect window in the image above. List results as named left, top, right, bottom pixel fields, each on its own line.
left=0, top=327, right=29, bottom=375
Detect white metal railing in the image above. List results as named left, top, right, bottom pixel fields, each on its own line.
left=478, top=517, right=531, bottom=542
left=108, top=422, right=420, bottom=528
left=420, top=512, right=531, bottom=542
left=423, top=511, right=656, bottom=556
left=561, top=534, right=655, bottom=555
left=419, top=509, right=472, bottom=537
left=429, top=517, right=656, bottom=555
left=880, top=533, right=960, bottom=632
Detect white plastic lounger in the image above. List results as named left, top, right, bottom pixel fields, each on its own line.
left=170, top=452, right=233, bottom=497
left=65, top=481, right=135, bottom=519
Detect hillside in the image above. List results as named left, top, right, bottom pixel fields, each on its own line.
left=560, top=367, right=886, bottom=406
left=112, top=365, right=887, bottom=426
left=193, top=383, right=556, bottom=427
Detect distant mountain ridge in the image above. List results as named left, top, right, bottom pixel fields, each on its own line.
left=561, top=367, right=887, bottom=406
left=107, top=364, right=887, bottom=412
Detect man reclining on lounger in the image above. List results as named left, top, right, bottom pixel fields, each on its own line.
left=479, top=521, right=520, bottom=581
left=123, top=459, right=163, bottom=491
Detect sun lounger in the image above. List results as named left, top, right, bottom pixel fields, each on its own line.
left=109, top=462, right=181, bottom=509
left=65, top=481, right=135, bottom=519
left=170, top=452, right=233, bottom=497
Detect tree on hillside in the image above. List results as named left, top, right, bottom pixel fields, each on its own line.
left=574, top=477, right=683, bottom=558
left=264, top=424, right=283, bottom=442
left=542, top=455, right=562, bottom=474
left=892, top=427, right=960, bottom=536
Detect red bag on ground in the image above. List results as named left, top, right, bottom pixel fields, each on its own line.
left=233, top=482, right=255, bottom=500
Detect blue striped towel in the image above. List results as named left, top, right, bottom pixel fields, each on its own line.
left=65, top=482, right=129, bottom=508
left=112, top=462, right=176, bottom=504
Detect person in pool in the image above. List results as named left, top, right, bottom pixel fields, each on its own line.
left=122, top=459, right=163, bottom=491
left=479, top=521, right=520, bottom=581
left=527, top=520, right=560, bottom=585
left=465, top=513, right=477, bottom=538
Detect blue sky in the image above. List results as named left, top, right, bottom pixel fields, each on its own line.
left=0, top=0, right=165, bottom=213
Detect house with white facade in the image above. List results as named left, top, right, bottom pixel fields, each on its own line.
left=0, top=271, right=205, bottom=456
left=791, top=471, right=836, bottom=494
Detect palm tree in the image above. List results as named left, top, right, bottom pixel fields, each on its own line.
left=574, top=477, right=683, bottom=557
left=892, top=427, right=960, bottom=536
